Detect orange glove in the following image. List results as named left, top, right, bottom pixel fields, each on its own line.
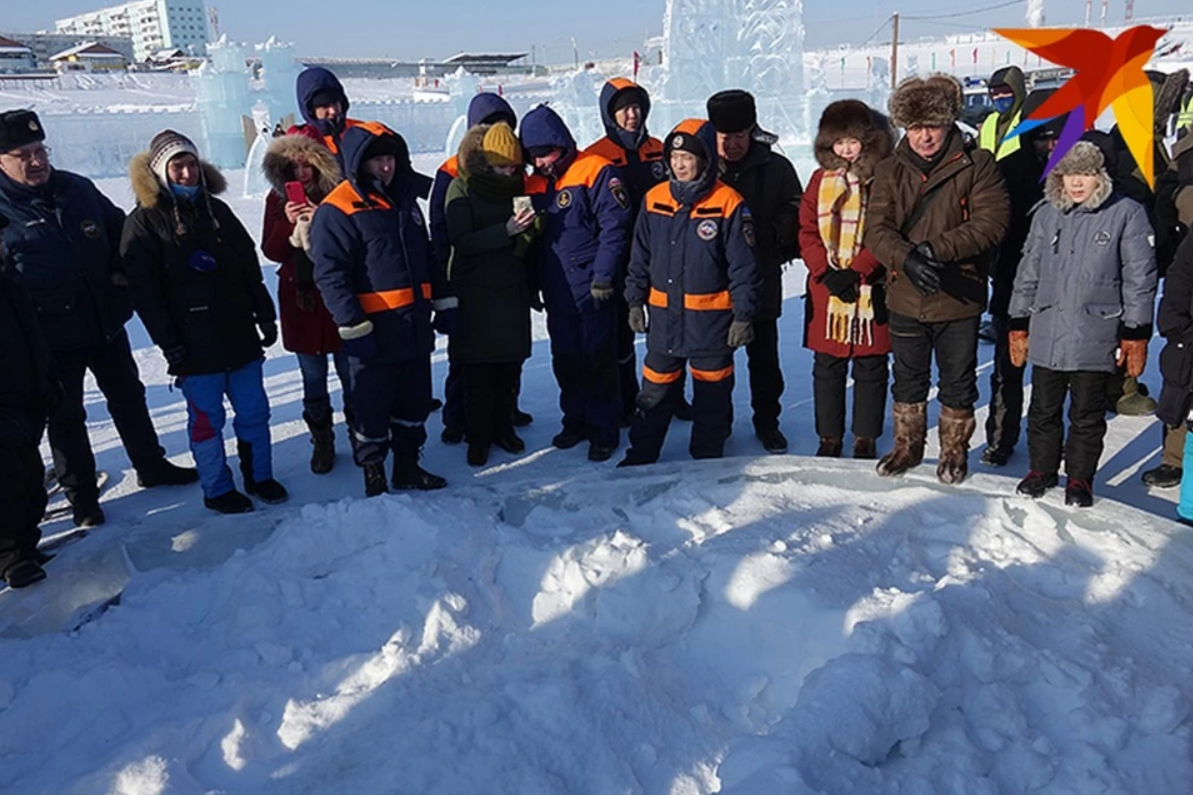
left=1117, top=339, right=1148, bottom=378
left=1009, top=330, right=1029, bottom=368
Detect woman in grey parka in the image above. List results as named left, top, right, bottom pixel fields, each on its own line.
left=1008, top=140, right=1157, bottom=507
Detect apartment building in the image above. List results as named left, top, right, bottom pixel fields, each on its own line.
left=55, top=0, right=210, bottom=63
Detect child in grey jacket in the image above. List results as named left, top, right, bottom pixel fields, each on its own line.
left=1008, top=140, right=1157, bottom=507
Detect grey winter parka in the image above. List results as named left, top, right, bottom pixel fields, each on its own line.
left=1008, top=168, right=1157, bottom=373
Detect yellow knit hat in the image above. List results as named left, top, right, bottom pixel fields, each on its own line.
left=482, top=122, right=523, bottom=168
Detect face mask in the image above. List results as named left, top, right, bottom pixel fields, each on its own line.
left=171, top=183, right=200, bottom=202
left=992, top=96, right=1016, bottom=115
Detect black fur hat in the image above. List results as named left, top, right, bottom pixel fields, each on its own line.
left=707, top=90, right=757, bottom=133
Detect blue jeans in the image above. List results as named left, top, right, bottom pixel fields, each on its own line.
left=180, top=359, right=272, bottom=499
left=296, top=350, right=349, bottom=422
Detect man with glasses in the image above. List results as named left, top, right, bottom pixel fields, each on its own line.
left=0, top=110, right=196, bottom=528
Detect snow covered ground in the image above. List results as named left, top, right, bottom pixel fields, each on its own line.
left=1, top=167, right=1192, bottom=794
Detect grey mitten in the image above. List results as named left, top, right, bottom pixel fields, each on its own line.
left=628, top=306, right=647, bottom=334
left=728, top=320, right=754, bottom=348
left=590, top=281, right=615, bottom=305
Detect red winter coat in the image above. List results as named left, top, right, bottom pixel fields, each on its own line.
left=798, top=168, right=891, bottom=358
left=261, top=134, right=343, bottom=357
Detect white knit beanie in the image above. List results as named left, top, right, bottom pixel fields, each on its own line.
left=148, top=129, right=200, bottom=188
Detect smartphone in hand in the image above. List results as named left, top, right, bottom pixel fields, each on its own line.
left=513, top=195, right=533, bottom=215
left=285, top=181, right=308, bottom=205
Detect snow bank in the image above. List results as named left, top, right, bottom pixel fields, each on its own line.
left=2, top=458, right=1191, bottom=794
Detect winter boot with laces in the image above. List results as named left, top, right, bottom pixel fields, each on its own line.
left=877, top=402, right=927, bottom=477
left=1016, top=470, right=1058, bottom=498
left=304, top=412, right=336, bottom=475
left=936, top=406, right=977, bottom=485
left=1065, top=478, right=1094, bottom=508
left=392, top=451, right=447, bottom=491
left=363, top=462, right=388, bottom=497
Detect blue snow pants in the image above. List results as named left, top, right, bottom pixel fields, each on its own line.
left=345, top=354, right=432, bottom=466
left=546, top=303, right=621, bottom=449
left=180, top=359, right=272, bottom=500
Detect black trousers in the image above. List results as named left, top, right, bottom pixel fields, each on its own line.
left=986, top=315, right=1026, bottom=453
left=49, top=328, right=164, bottom=506
left=617, top=297, right=640, bottom=420
left=1027, top=367, right=1112, bottom=481
left=627, top=351, right=734, bottom=462
left=0, top=419, right=46, bottom=575
left=812, top=353, right=889, bottom=440
left=747, top=318, right=785, bottom=433
left=462, top=362, right=520, bottom=446
left=889, top=313, right=980, bottom=410
left=346, top=355, right=431, bottom=466
left=443, top=359, right=465, bottom=432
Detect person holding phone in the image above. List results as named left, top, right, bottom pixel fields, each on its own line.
left=262, top=133, right=347, bottom=475
left=121, top=130, right=286, bottom=514
left=444, top=122, right=539, bottom=467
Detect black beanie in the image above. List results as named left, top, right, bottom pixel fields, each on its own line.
left=362, top=134, right=404, bottom=161
left=707, top=90, right=757, bottom=133
left=0, top=109, right=47, bottom=153
left=611, top=86, right=647, bottom=114
left=666, top=129, right=708, bottom=161
left=309, top=88, right=343, bottom=109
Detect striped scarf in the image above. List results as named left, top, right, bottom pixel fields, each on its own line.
left=817, top=168, right=874, bottom=347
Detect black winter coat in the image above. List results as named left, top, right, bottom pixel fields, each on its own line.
left=0, top=268, right=55, bottom=447
left=717, top=138, right=802, bottom=320
left=990, top=145, right=1046, bottom=319
left=0, top=169, right=131, bottom=351
left=1157, top=235, right=1193, bottom=426
left=121, top=154, right=275, bottom=377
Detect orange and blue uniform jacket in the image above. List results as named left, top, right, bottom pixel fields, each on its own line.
left=520, top=105, right=633, bottom=315
left=310, top=123, right=450, bottom=363
left=429, top=93, right=517, bottom=272
left=583, top=78, right=666, bottom=216
left=625, top=119, right=761, bottom=358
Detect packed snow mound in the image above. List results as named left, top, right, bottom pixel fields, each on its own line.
left=2, top=457, right=1192, bottom=794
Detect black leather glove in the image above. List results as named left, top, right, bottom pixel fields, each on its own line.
left=902, top=245, right=943, bottom=296
left=821, top=268, right=861, bottom=303
left=628, top=306, right=647, bottom=334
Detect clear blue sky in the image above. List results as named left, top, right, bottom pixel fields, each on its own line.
left=5, top=0, right=1190, bottom=61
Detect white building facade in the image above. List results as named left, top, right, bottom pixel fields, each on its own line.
left=55, top=0, right=210, bottom=63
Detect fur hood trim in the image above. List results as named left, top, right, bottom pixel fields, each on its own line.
left=130, top=151, right=227, bottom=209
left=457, top=124, right=493, bottom=178
left=1045, top=142, right=1114, bottom=211
left=262, top=134, right=342, bottom=200
left=814, top=100, right=895, bottom=180
left=889, top=73, right=963, bottom=130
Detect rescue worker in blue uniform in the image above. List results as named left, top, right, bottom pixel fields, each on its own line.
left=620, top=119, right=761, bottom=465
left=584, top=78, right=671, bottom=424
left=520, top=105, right=633, bottom=462
left=429, top=92, right=530, bottom=443
left=310, top=122, right=454, bottom=497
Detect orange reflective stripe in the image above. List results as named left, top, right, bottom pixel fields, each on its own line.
left=643, top=366, right=682, bottom=384
left=673, top=118, right=706, bottom=137
left=322, top=181, right=392, bottom=214
left=642, top=138, right=665, bottom=160
left=690, top=364, right=734, bottom=382
left=557, top=153, right=613, bottom=190
left=440, top=156, right=459, bottom=179
left=648, top=287, right=668, bottom=308
left=684, top=291, right=732, bottom=311
left=645, top=183, right=676, bottom=216
left=357, top=282, right=431, bottom=313
left=353, top=120, right=396, bottom=137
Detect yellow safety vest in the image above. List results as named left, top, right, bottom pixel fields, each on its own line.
left=1178, top=96, right=1193, bottom=133
left=979, top=110, right=1022, bottom=160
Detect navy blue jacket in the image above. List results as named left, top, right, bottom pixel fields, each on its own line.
left=311, top=123, right=448, bottom=363
left=521, top=105, right=632, bottom=315
left=0, top=169, right=131, bottom=351
left=430, top=93, right=517, bottom=273
left=583, top=79, right=666, bottom=217
left=626, top=120, right=760, bottom=358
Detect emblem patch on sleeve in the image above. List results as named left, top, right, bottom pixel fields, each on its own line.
left=557, top=189, right=573, bottom=209
left=742, top=221, right=756, bottom=248
left=80, top=220, right=101, bottom=239
left=609, top=178, right=629, bottom=210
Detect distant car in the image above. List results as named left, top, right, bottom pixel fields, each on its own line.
left=961, top=81, right=993, bottom=128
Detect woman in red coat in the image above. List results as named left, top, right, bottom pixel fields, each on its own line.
left=262, top=133, right=346, bottom=473
left=798, top=100, right=895, bottom=459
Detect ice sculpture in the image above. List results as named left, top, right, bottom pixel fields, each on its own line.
left=257, top=37, right=300, bottom=130
left=242, top=100, right=273, bottom=198
left=195, top=35, right=252, bottom=169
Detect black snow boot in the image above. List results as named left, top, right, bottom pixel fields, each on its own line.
left=137, top=459, right=199, bottom=488
left=363, top=462, right=388, bottom=497
left=3, top=557, right=47, bottom=589
left=1016, top=471, right=1058, bottom=499
left=205, top=490, right=254, bottom=514
left=392, top=451, right=447, bottom=491
left=1065, top=478, right=1094, bottom=508
left=305, top=412, right=336, bottom=475
left=1141, top=464, right=1182, bottom=489
left=238, top=441, right=288, bottom=504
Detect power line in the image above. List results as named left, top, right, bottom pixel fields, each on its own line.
left=903, top=0, right=1021, bottom=21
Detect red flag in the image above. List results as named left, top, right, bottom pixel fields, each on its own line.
left=972, top=47, right=979, bottom=64
left=949, top=49, right=956, bottom=67
left=633, top=51, right=641, bottom=79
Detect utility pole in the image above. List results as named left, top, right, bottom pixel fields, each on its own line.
left=890, top=12, right=900, bottom=90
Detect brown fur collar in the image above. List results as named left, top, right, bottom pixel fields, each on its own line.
left=457, top=123, right=493, bottom=179
left=262, top=134, right=342, bottom=200
left=1045, top=168, right=1114, bottom=212
left=814, top=100, right=895, bottom=180
left=130, top=151, right=227, bottom=209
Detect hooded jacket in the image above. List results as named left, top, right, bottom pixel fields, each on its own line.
left=1157, top=235, right=1193, bottom=426
left=979, top=66, right=1027, bottom=161
left=430, top=93, right=517, bottom=273
left=717, top=133, right=803, bottom=321
left=865, top=129, right=1010, bottom=322
left=625, top=119, right=760, bottom=359
left=799, top=100, right=895, bottom=358
left=583, top=79, right=666, bottom=216
left=521, top=105, right=633, bottom=315
left=310, top=122, right=450, bottom=363
left=0, top=168, right=131, bottom=351
left=121, top=153, right=276, bottom=377
left=444, top=125, right=532, bottom=365
left=1008, top=159, right=1157, bottom=373
left=289, top=67, right=368, bottom=163
left=261, top=133, right=344, bottom=357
